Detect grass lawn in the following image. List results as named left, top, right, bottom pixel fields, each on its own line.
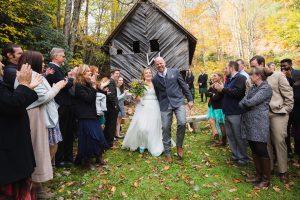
left=48, top=100, right=300, bottom=200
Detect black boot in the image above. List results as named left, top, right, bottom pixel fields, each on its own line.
left=255, top=157, right=271, bottom=188
left=246, top=154, right=262, bottom=183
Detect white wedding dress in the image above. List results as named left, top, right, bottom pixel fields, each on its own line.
left=122, top=87, right=164, bottom=156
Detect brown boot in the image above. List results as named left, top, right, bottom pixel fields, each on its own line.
left=246, top=154, right=262, bottom=183
left=221, top=134, right=227, bottom=146
left=177, top=147, right=184, bottom=159
left=255, top=157, right=271, bottom=188
left=165, top=155, right=172, bottom=163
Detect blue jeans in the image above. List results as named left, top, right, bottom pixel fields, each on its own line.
left=225, top=115, right=249, bottom=163
left=161, top=105, right=186, bottom=155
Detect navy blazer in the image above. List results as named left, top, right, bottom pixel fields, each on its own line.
left=152, top=68, right=193, bottom=112
left=46, top=62, right=74, bottom=106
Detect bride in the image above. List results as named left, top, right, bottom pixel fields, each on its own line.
left=122, top=68, right=164, bottom=156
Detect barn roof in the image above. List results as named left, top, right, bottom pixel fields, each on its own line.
left=101, top=0, right=197, bottom=65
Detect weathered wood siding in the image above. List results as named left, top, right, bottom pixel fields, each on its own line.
left=109, top=2, right=189, bottom=83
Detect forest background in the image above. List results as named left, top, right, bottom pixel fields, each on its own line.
left=1, top=0, right=299, bottom=77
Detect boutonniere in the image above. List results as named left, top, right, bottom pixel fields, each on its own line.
left=171, top=74, right=174, bottom=78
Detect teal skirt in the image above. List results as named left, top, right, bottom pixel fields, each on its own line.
left=207, top=105, right=225, bottom=136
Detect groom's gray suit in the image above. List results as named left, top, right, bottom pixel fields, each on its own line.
left=152, top=68, right=193, bottom=155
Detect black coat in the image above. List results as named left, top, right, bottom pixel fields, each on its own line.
left=106, top=78, right=119, bottom=111
left=0, top=82, right=38, bottom=184
left=198, top=74, right=208, bottom=88
left=46, top=63, right=74, bottom=106
left=185, top=75, right=195, bottom=89
left=3, top=62, right=17, bottom=88
left=74, top=83, right=98, bottom=119
left=206, top=86, right=223, bottom=109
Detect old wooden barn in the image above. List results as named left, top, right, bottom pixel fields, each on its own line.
left=101, top=0, right=197, bottom=83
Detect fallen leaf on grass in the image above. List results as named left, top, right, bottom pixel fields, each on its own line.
left=133, top=182, right=139, bottom=188
left=228, top=188, right=237, bottom=193
left=164, top=165, right=170, bottom=170
left=193, top=194, right=199, bottom=198
left=165, top=186, right=171, bottom=190
left=232, top=178, right=241, bottom=183
left=111, top=186, right=116, bottom=193
left=273, top=186, right=281, bottom=193
left=121, top=192, right=128, bottom=198
left=66, top=181, right=74, bottom=186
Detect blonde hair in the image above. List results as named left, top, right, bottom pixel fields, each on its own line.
left=141, top=67, right=152, bottom=80
left=90, top=65, right=99, bottom=76
left=75, top=64, right=90, bottom=85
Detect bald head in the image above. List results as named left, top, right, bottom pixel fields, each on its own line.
left=154, top=57, right=166, bottom=73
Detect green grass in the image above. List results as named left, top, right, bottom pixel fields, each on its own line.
left=48, top=101, right=300, bottom=200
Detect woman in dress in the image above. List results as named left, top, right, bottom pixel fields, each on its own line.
left=122, top=68, right=164, bottom=156
left=115, top=77, right=130, bottom=139
left=206, top=72, right=226, bottom=146
left=0, top=62, right=40, bottom=199
left=16, top=51, right=67, bottom=198
left=74, top=65, right=108, bottom=168
left=239, top=67, right=273, bottom=188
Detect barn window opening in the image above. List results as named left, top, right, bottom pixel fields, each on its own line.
left=150, top=39, right=160, bottom=52
left=117, top=49, right=123, bottom=54
left=133, top=41, right=140, bottom=53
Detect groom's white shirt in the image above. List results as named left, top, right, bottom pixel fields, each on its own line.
left=158, top=68, right=168, bottom=78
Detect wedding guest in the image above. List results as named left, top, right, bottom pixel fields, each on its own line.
left=115, top=77, right=129, bottom=139
left=16, top=51, right=66, bottom=198
left=206, top=72, right=226, bottom=146
left=185, top=70, right=195, bottom=100
left=2, top=43, right=23, bottom=88
left=291, top=77, right=300, bottom=175
left=0, top=55, right=4, bottom=81
left=239, top=67, right=273, bottom=188
left=74, top=65, right=108, bottom=168
left=281, top=58, right=300, bottom=82
left=0, top=64, right=40, bottom=200
left=46, top=48, right=76, bottom=168
left=215, top=61, right=248, bottom=166
left=198, top=69, right=208, bottom=102
left=236, top=59, right=250, bottom=79
left=97, top=77, right=110, bottom=127
left=267, top=62, right=276, bottom=72
left=104, top=68, right=120, bottom=148
left=250, top=55, right=293, bottom=184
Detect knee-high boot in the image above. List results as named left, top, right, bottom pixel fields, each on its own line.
left=255, top=157, right=271, bottom=188
left=246, top=154, right=262, bottom=183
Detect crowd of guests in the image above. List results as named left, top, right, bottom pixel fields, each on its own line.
left=0, top=44, right=130, bottom=199
left=1, top=42, right=299, bottom=199
left=186, top=56, right=300, bottom=188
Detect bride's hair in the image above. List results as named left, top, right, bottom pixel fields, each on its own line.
left=141, top=67, right=152, bottom=80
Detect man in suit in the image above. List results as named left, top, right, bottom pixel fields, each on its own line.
left=236, top=59, right=250, bottom=79
left=250, top=55, right=294, bottom=184
left=46, top=48, right=76, bottom=167
left=152, top=57, right=193, bottom=163
left=104, top=68, right=120, bottom=148
left=2, top=43, right=23, bottom=88
left=281, top=58, right=300, bottom=82
left=198, top=69, right=208, bottom=102
left=215, top=61, right=248, bottom=166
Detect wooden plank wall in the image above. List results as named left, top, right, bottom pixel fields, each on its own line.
left=110, top=2, right=190, bottom=84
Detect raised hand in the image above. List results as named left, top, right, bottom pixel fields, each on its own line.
left=29, top=73, right=43, bottom=89
left=53, top=79, right=67, bottom=90
left=17, top=63, right=32, bottom=88
left=45, top=67, right=55, bottom=76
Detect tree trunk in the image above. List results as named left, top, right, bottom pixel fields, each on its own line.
left=84, top=0, right=89, bottom=35
left=69, top=0, right=83, bottom=53
left=63, top=0, right=73, bottom=43
left=57, top=0, right=61, bottom=31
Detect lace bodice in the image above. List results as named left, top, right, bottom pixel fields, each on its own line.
left=142, top=87, right=157, bottom=100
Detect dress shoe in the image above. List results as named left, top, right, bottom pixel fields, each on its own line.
left=246, top=154, right=261, bottom=183
left=279, top=172, right=289, bottom=184
left=255, top=157, right=271, bottom=188
left=177, top=147, right=183, bottom=160
left=139, top=147, right=145, bottom=153
left=55, top=161, right=72, bottom=168
left=165, top=155, right=172, bottom=163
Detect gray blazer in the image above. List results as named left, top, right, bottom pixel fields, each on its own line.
left=239, top=81, right=273, bottom=143
left=152, top=68, right=193, bottom=112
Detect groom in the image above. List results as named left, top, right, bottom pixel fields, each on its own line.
left=152, top=57, right=194, bottom=162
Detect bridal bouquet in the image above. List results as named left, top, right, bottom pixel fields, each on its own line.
left=129, top=80, right=147, bottom=97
